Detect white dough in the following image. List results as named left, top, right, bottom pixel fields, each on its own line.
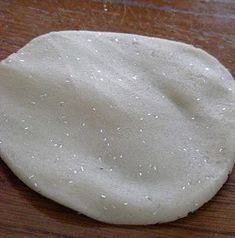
left=0, top=31, right=234, bottom=225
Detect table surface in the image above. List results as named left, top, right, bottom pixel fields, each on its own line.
left=0, top=0, right=234, bottom=237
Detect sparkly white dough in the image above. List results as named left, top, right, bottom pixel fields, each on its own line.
left=0, top=31, right=234, bottom=225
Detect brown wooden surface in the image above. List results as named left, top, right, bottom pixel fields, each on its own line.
left=0, top=0, right=235, bottom=237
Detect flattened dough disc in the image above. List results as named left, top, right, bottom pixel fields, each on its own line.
left=0, top=31, right=234, bottom=225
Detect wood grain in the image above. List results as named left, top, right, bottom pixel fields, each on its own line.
left=0, top=0, right=235, bottom=237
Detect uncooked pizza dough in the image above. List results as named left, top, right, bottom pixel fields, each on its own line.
left=0, top=31, right=234, bottom=225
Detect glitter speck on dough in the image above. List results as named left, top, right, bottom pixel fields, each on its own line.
left=145, top=196, right=151, bottom=201
left=124, top=202, right=128, bottom=206
left=80, top=166, right=85, bottom=172
left=219, top=147, right=224, bottom=152
left=28, top=175, right=35, bottom=179
left=40, top=93, right=47, bottom=98
left=101, top=194, right=106, bottom=199
left=153, top=210, right=159, bottom=215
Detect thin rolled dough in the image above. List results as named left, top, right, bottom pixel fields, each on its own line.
left=0, top=31, right=234, bottom=225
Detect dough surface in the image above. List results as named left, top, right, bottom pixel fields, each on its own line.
left=0, top=31, right=234, bottom=225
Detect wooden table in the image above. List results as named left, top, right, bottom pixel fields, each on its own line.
left=0, top=1, right=234, bottom=237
